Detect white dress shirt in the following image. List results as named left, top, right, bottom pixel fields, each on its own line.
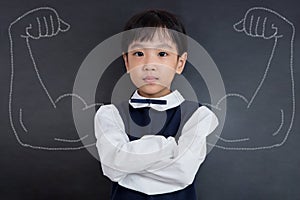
left=94, top=90, right=219, bottom=195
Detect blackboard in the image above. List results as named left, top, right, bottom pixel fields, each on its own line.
left=1, top=0, right=299, bottom=199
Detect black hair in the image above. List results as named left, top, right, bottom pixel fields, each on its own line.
left=121, top=9, right=187, bottom=55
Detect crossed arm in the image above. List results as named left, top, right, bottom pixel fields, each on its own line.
left=94, top=104, right=218, bottom=190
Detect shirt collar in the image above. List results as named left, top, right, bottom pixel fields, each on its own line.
left=129, top=90, right=185, bottom=111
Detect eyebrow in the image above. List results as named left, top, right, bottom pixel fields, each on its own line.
left=128, top=43, right=175, bottom=51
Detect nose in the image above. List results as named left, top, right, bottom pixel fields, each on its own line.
left=143, top=64, right=157, bottom=71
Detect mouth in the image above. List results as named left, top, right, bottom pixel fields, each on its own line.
left=143, top=76, right=158, bottom=84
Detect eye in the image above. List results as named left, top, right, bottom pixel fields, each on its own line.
left=158, top=52, right=168, bottom=57
left=133, top=51, right=144, bottom=57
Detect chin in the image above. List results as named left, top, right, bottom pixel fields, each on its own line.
left=139, top=85, right=170, bottom=97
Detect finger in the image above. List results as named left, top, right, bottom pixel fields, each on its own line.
left=58, top=19, right=70, bottom=32
left=49, top=14, right=59, bottom=35
left=233, top=19, right=244, bottom=32
left=20, top=24, right=32, bottom=38
left=36, top=17, right=42, bottom=37
left=244, top=14, right=254, bottom=35
left=252, top=16, right=260, bottom=36
left=271, top=24, right=283, bottom=38
left=263, top=19, right=277, bottom=39
left=43, top=16, right=54, bottom=36
left=254, top=16, right=264, bottom=36
left=26, top=18, right=40, bottom=39
left=39, top=16, right=49, bottom=36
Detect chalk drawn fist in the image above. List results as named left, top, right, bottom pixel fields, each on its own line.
left=233, top=7, right=294, bottom=39
left=9, top=7, right=70, bottom=39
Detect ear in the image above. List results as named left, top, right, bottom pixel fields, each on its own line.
left=122, top=53, right=130, bottom=73
left=175, top=52, right=187, bottom=74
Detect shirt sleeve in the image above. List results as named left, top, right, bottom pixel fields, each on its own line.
left=94, top=104, right=178, bottom=181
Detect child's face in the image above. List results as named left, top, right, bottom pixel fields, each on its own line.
left=123, top=32, right=187, bottom=98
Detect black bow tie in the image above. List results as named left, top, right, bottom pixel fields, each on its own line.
left=130, top=98, right=167, bottom=105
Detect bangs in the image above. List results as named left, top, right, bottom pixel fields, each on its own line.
left=132, top=27, right=172, bottom=42
left=124, top=27, right=174, bottom=48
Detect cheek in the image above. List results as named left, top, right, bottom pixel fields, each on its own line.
left=128, top=68, right=143, bottom=87
left=158, top=67, right=176, bottom=85
left=127, top=57, right=144, bottom=68
left=158, top=57, right=178, bottom=67
left=159, top=64, right=177, bottom=74
left=126, top=59, right=142, bottom=73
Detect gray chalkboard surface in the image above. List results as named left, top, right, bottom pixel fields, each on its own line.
left=1, top=0, right=299, bottom=199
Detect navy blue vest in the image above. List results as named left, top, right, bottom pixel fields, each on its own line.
left=111, top=101, right=201, bottom=200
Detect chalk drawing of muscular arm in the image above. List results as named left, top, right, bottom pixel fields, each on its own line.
left=209, top=7, right=295, bottom=150
left=9, top=7, right=98, bottom=150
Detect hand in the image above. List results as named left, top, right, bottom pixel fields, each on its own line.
left=9, top=7, right=70, bottom=39
left=233, top=7, right=294, bottom=39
